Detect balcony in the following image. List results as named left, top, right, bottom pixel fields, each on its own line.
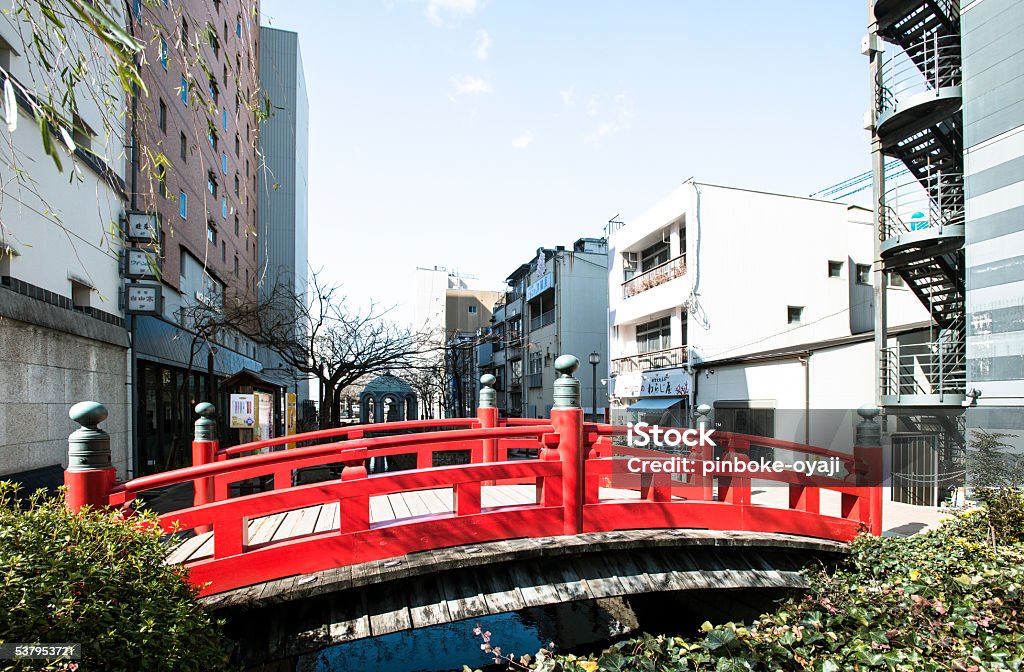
left=622, top=255, right=686, bottom=299
left=881, top=337, right=965, bottom=407
left=530, top=309, right=555, bottom=331
left=527, top=373, right=543, bottom=388
left=611, top=345, right=688, bottom=376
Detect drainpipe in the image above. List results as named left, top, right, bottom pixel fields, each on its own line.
left=801, top=354, right=811, bottom=445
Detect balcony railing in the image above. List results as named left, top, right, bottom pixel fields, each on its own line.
left=527, top=373, right=543, bottom=388
left=530, top=309, right=555, bottom=331
left=622, top=254, right=686, bottom=299
left=880, top=170, right=964, bottom=241
left=875, top=33, right=961, bottom=116
left=881, top=336, right=966, bottom=400
left=611, top=345, right=688, bottom=376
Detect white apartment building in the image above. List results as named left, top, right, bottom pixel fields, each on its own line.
left=0, top=15, right=131, bottom=482
left=608, top=181, right=929, bottom=454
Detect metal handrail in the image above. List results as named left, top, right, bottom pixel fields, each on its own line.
left=876, top=33, right=961, bottom=115
left=530, top=309, right=555, bottom=331
left=881, top=335, right=966, bottom=398
left=611, top=345, right=689, bottom=375
left=622, top=254, right=686, bottom=299
left=879, top=170, right=964, bottom=240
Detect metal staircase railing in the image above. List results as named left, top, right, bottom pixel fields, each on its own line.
left=876, top=33, right=961, bottom=116
left=881, top=333, right=967, bottom=399
left=879, top=169, right=964, bottom=240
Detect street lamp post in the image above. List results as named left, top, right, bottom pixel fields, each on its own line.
left=589, top=351, right=601, bottom=422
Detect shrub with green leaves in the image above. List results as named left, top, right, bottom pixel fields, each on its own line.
left=0, top=482, right=232, bottom=672
left=514, top=506, right=1024, bottom=671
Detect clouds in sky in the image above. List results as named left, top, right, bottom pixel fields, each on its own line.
left=475, top=29, right=492, bottom=61
left=450, top=74, right=493, bottom=97
left=512, top=131, right=534, bottom=149
left=559, top=85, right=575, bottom=106
left=426, top=0, right=479, bottom=26
left=584, top=93, right=635, bottom=145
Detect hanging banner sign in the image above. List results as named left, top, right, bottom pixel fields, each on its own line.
left=526, top=272, right=554, bottom=300
left=610, top=368, right=691, bottom=399
left=229, top=393, right=255, bottom=429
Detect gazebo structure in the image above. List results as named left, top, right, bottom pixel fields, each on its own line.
left=358, top=374, right=418, bottom=424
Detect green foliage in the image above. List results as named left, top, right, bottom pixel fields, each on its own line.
left=0, top=482, right=232, bottom=672
left=967, top=430, right=1023, bottom=491
left=523, top=507, right=1024, bottom=671
left=977, top=488, right=1024, bottom=546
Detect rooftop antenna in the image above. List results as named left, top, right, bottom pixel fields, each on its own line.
left=606, top=214, right=624, bottom=236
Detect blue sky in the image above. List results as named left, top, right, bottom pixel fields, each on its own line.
left=259, top=1, right=872, bottom=324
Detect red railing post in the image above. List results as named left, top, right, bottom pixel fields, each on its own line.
left=854, top=405, right=884, bottom=536
left=64, top=402, right=116, bottom=513
left=551, top=355, right=585, bottom=535
left=718, top=437, right=751, bottom=506
left=478, top=374, right=499, bottom=486
left=690, top=404, right=714, bottom=501
left=339, top=453, right=369, bottom=533
left=192, top=403, right=218, bottom=507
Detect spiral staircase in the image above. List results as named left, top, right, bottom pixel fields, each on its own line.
left=873, top=0, right=966, bottom=407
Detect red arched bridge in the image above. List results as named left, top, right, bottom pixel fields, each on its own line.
left=63, top=355, right=882, bottom=662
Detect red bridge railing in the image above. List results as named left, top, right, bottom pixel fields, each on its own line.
left=62, top=356, right=883, bottom=597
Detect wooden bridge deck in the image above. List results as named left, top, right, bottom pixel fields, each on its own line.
left=165, top=483, right=848, bottom=566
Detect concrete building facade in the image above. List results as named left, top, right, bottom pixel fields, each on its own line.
left=608, top=182, right=928, bottom=472
left=486, top=238, right=609, bottom=420
left=257, top=26, right=309, bottom=404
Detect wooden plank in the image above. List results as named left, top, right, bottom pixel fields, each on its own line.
left=399, top=490, right=434, bottom=518
left=247, top=511, right=287, bottom=546
left=187, top=533, right=215, bottom=561
left=422, top=487, right=453, bottom=514
left=512, top=563, right=562, bottom=608
left=313, top=503, right=339, bottom=534
left=271, top=505, right=321, bottom=542
left=387, top=491, right=413, bottom=520
left=407, top=573, right=453, bottom=629
left=604, top=552, right=653, bottom=595
left=632, top=550, right=678, bottom=593
left=441, top=569, right=488, bottom=622
left=328, top=591, right=370, bottom=643
left=365, top=583, right=412, bottom=636
left=571, top=554, right=626, bottom=599
left=548, top=563, right=588, bottom=603
left=368, top=494, right=396, bottom=524
left=166, top=531, right=212, bottom=565
left=477, top=566, right=527, bottom=615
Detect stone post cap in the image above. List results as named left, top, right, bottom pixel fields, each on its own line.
left=69, top=401, right=108, bottom=428
left=554, top=354, right=580, bottom=376
left=480, top=374, right=496, bottom=387
left=194, top=402, right=218, bottom=441
left=857, top=405, right=880, bottom=420
left=479, top=374, right=497, bottom=409
left=694, top=404, right=712, bottom=417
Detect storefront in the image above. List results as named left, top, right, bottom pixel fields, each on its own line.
left=609, top=367, right=692, bottom=427
left=134, top=315, right=267, bottom=475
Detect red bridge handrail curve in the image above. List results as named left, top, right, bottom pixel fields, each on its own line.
left=66, top=406, right=883, bottom=598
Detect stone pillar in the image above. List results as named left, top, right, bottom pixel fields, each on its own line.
left=551, top=355, right=584, bottom=535
left=691, top=404, right=713, bottom=500
left=478, top=374, right=499, bottom=470
left=64, top=401, right=116, bottom=513
left=853, top=405, right=883, bottom=536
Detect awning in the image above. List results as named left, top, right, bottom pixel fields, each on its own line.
left=627, top=397, right=681, bottom=412
left=135, top=315, right=263, bottom=377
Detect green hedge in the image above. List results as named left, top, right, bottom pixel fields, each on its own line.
left=0, top=483, right=232, bottom=672
left=512, top=496, right=1024, bottom=672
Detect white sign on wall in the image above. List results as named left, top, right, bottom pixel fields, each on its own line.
left=526, top=272, right=554, bottom=300
left=611, top=368, right=691, bottom=399
left=125, top=211, right=158, bottom=242
left=124, top=284, right=162, bottom=315
left=124, top=248, right=158, bottom=279
left=230, top=394, right=255, bottom=429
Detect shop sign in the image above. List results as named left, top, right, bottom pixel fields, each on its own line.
left=526, top=272, right=554, bottom=300
left=125, top=284, right=162, bottom=315
left=611, top=368, right=691, bottom=399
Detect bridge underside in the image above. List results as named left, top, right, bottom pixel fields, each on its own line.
left=209, top=529, right=846, bottom=669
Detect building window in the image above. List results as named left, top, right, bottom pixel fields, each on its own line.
left=888, top=271, right=905, bottom=288
left=468, top=305, right=477, bottom=314
left=233, top=254, right=238, bottom=276
left=640, top=240, right=670, bottom=272
left=221, top=241, right=226, bottom=262
left=234, top=174, right=239, bottom=196
left=209, top=24, right=219, bottom=58
left=132, top=0, right=142, bottom=21
left=787, top=306, right=803, bottom=324
left=222, top=109, right=228, bottom=130
left=220, top=197, right=227, bottom=219
left=208, top=122, right=217, bottom=150
left=158, top=99, right=166, bottom=132
left=180, top=75, right=188, bottom=104
left=156, top=166, right=168, bottom=198
left=636, top=316, right=671, bottom=353
left=207, top=223, right=217, bottom=245
left=180, top=251, right=187, bottom=278
left=179, top=132, right=187, bottom=161
left=181, top=17, right=188, bottom=46
left=234, top=213, right=239, bottom=236
left=221, top=152, right=227, bottom=174
left=234, top=133, right=240, bottom=156
left=856, top=263, right=872, bottom=285
left=179, top=191, right=187, bottom=219
left=71, top=280, right=91, bottom=309
left=160, top=37, right=168, bottom=70
left=236, top=15, right=242, bottom=38
left=828, top=260, right=842, bottom=278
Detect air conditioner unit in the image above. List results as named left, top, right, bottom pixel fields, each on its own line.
left=622, top=252, right=638, bottom=271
